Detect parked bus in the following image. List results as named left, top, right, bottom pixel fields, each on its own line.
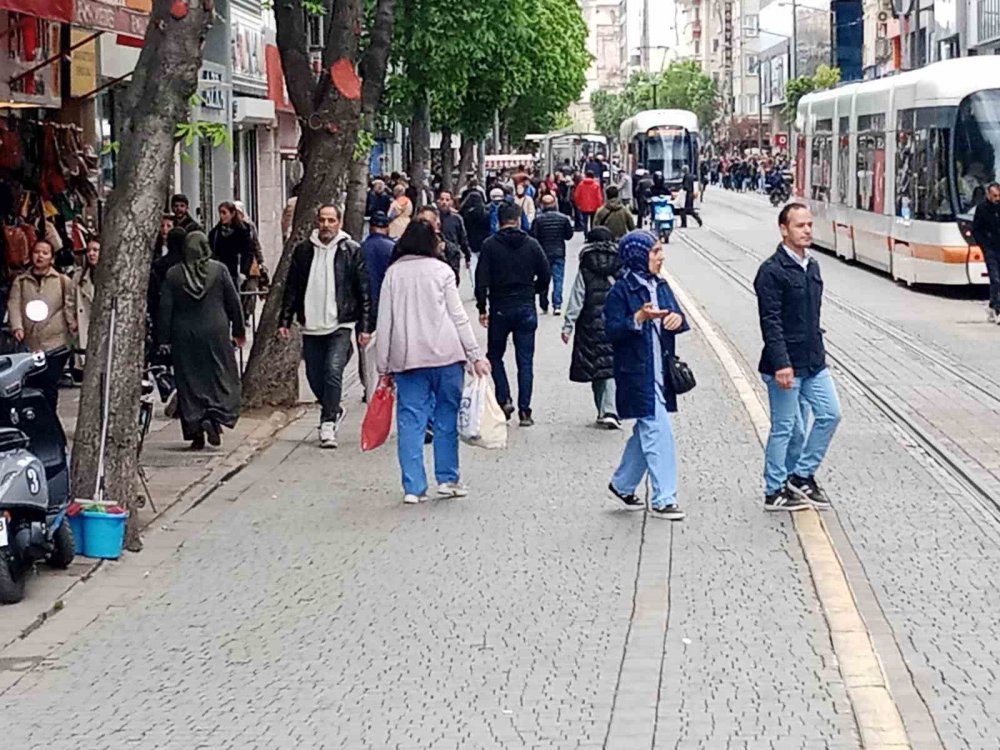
left=796, top=56, right=999, bottom=286
left=619, top=109, right=700, bottom=188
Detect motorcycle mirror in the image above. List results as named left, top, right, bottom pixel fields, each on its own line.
left=25, top=300, right=50, bottom=322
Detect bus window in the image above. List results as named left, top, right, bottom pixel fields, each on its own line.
left=954, top=90, right=1000, bottom=216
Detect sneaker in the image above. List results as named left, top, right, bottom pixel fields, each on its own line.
left=437, top=482, right=469, bottom=498
left=403, top=493, right=427, bottom=504
left=649, top=504, right=685, bottom=521
left=786, top=475, right=832, bottom=510
left=553, top=308, right=562, bottom=316
left=189, top=433, right=205, bottom=451
left=319, top=421, right=337, bottom=449
left=599, top=413, right=622, bottom=430
left=763, top=486, right=810, bottom=512
left=608, top=482, right=645, bottom=511
left=518, top=410, right=534, bottom=427
left=500, top=401, right=515, bottom=421
left=989, top=307, right=998, bottom=324
left=201, top=419, right=222, bottom=447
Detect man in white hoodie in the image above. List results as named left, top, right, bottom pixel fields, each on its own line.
left=279, top=204, right=373, bottom=448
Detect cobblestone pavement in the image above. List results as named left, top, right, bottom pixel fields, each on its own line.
left=668, top=188, right=1000, bottom=748
left=0, top=236, right=868, bottom=750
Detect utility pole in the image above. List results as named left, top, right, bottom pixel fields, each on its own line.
left=790, top=0, right=797, bottom=79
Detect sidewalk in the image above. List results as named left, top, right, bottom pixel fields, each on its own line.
left=0, top=374, right=305, bottom=652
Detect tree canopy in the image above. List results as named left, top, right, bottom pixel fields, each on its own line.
left=386, top=0, right=589, bottom=142
left=784, top=64, right=841, bottom=123
left=591, top=62, right=718, bottom=139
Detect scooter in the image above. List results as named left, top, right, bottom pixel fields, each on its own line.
left=0, top=300, right=74, bottom=604
left=650, top=194, right=676, bottom=243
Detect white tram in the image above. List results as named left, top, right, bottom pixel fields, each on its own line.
left=620, top=109, right=700, bottom=189
left=795, top=56, right=1000, bottom=285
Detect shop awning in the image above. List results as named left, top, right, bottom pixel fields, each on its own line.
left=0, top=0, right=73, bottom=23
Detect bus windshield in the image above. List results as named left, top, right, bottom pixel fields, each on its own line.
left=641, top=127, right=695, bottom=180
left=953, top=90, right=1000, bottom=216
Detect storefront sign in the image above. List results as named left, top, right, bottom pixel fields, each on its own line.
left=199, top=69, right=227, bottom=110
left=70, top=27, right=98, bottom=98
left=0, top=0, right=72, bottom=23
left=73, top=0, right=149, bottom=38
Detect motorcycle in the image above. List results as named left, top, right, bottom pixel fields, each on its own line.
left=650, top=194, right=676, bottom=243
left=0, top=300, right=74, bottom=604
left=769, top=183, right=790, bottom=206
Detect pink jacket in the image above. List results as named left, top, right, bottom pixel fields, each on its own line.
left=376, top=255, right=483, bottom=374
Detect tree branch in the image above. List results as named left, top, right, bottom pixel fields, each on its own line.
left=359, top=0, right=396, bottom=112
left=275, top=0, right=318, bottom=116
left=323, top=0, right=362, bottom=68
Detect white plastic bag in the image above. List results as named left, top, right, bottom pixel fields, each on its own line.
left=459, top=376, right=507, bottom=449
left=362, top=333, right=380, bottom=403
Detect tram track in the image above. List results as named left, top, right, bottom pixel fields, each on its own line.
left=675, top=229, right=1000, bottom=530
left=701, top=222, right=1000, bottom=407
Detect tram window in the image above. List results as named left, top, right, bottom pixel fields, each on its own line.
left=837, top=130, right=850, bottom=205
left=855, top=131, right=884, bottom=212
left=913, top=128, right=953, bottom=221
left=811, top=135, right=832, bottom=202
left=954, top=90, right=1000, bottom=215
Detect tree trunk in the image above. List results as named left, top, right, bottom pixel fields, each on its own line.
left=242, top=0, right=377, bottom=408
left=342, top=0, right=397, bottom=240
left=439, top=126, right=454, bottom=192
left=71, top=0, right=212, bottom=551
left=455, top=136, right=475, bottom=194
left=409, top=93, right=431, bottom=190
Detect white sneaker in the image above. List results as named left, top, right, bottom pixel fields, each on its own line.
left=319, top=421, right=337, bottom=449
left=437, top=482, right=469, bottom=498
left=403, top=493, right=427, bottom=504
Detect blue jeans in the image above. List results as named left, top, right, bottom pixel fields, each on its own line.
left=762, top=367, right=842, bottom=494
left=547, top=257, right=565, bottom=310
left=395, top=364, right=463, bottom=496
left=611, top=396, right=678, bottom=509
left=487, top=305, right=538, bottom=412
left=302, top=329, right=354, bottom=423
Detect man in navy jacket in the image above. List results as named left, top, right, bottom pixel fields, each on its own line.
left=753, top=203, right=841, bottom=512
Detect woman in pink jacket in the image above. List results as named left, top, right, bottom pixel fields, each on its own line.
left=376, top=220, right=491, bottom=505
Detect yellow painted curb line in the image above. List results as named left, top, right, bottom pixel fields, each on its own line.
left=664, top=269, right=911, bottom=749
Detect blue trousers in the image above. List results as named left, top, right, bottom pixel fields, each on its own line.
left=395, top=364, right=463, bottom=495
left=487, top=305, right=538, bottom=412
left=762, top=367, right=842, bottom=494
left=611, top=396, right=678, bottom=509
left=548, top=257, right=565, bottom=310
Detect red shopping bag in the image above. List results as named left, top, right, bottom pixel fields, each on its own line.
left=361, top=379, right=394, bottom=451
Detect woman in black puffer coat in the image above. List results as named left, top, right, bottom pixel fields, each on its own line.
left=560, top=226, right=623, bottom=429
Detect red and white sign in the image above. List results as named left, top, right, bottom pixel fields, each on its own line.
left=773, top=132, right=789, bottom=149
left=0, top=0, right=72, bottom=23
left=73, top=0, right=149, bottom=38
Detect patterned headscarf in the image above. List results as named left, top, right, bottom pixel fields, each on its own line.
left=618, top=230, right=659, bottom=281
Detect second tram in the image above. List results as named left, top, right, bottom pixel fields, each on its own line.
left=620, top=109, right=700, bottom=189
left=796, top=56, right=1000, bottom=285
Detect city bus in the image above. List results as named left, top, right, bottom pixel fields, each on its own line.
left=619, top=109, right=700, bottom=188
left=795, top=56, right=1000, bottom=285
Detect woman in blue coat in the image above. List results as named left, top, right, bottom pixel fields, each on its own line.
left=603, top=230, right=690, bottom=520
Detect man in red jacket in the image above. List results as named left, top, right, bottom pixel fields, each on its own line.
left=573, top=170, right=604, bottom=232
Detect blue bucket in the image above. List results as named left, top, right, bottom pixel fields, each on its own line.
left=66, top=514, right=85, bottom=550
left=80, top=511, right=128, bottom=559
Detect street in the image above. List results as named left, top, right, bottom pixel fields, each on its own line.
left=3, top=192, right=1000, bottom=750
